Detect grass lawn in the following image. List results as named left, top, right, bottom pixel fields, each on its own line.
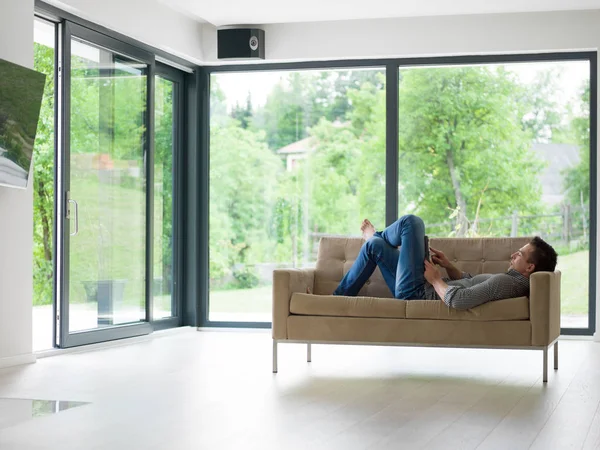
left=68, top=172, right=147, bottom=306
left=556, top=250, right=589, bottom=315
left=209, top=285, right=272, bottom=314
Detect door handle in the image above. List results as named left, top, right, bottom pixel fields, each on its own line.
left=68, top=198, right=79, bottom=236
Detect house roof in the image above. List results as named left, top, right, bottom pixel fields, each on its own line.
left=276, top=137, right=315, bottom=155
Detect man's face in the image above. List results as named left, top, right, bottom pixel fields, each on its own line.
left=509, top=244, right=535, bottom=276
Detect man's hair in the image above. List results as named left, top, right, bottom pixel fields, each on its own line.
left=528, top=236, right=558, bottom=273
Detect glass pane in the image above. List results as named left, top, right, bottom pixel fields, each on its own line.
left=209, top=69, right=386, bottom=322
left=33, top=18, right=56, bottom=350
left=68, top=38, right=147, bottom=332
left=153, top=76, right=175, bottom=319
left=398, top=61, right=590, bottom=329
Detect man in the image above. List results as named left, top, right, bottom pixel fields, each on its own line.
left=333, top=215, right=558, bottom=310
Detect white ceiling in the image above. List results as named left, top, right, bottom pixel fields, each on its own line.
left=159, top=0, right=600, bottom=26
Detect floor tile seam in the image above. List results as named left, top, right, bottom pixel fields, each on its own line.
left=579, top=397, right=600, bottom=449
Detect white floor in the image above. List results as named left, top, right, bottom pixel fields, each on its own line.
left=1, top=330, right=599, bottom=450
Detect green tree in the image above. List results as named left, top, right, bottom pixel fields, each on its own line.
left=155, top=77, right=174, bottom=290
left=230, top=93, right=253, bottom=129
left=347, top=78, right=387, bottom=225
left=303, top=76, right=387, bottom=234
left=396, top=67, right=544, bottom=235
left=255, top=74, right=311, bottom=150
left=33, top=42, right=55, bottom=305
left=328, top=70, right=384, bottom=122
left=255, top=70, right=386, bottom=151
left=209, top=119, right=282, bottom=283
left=519, top=67, right=567, bottom=143
left=563, top=84, right=590, bottom=205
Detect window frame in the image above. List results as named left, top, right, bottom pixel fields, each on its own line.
left=203, top=52, right=597, bottom=336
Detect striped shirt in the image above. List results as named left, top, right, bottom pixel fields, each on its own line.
left=423, top=269, right=530, bottom=310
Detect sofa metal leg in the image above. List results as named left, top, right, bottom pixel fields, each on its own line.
left=543, top=347, right=548, bottom=383
left=307, top=343, right=312, bottom=363
left=554, top=341, right=558, bottom=370
left=273, top=340, right=278, bottom=373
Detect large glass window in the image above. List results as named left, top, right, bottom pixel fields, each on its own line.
left=209, top=69, right=386, bottom=322
left=398, top=61, right=591, bottom=329
left=67, top=37, right=147, bottom=332
left=33, top=17, right=56, bottom=351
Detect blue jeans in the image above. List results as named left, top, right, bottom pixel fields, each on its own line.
left=333, top=214, right=426, bottom=300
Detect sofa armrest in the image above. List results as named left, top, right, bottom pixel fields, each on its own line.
left=272, top=268, right=315, bottom=340
left=530, top=270, right=561, bottom=346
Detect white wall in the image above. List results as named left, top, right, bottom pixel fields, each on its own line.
left=0, top=0, right=36, bottom=367
left=201, top=10, right=599, bottom=63
left=45, top=0, right=204, bottom=64
left=202, top=9, right=600, bottom=339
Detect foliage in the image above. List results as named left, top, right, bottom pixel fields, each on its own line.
left=253, top=70, right=384, bottom=150
left=32, top=42, right=55, bottom=305
left=230, top=93, right=253, bottom=129
left=207, top=65, right=584, bottom=286
left=396, top=66, right=545, bottom=235
left=209, top=119, right=281, bottom=281
left=563, top=84, right=591, bottom=205
left=519, top=66, right=568, bottom=143
left=155, top=77, right=174, bottom=287
left=232, top=265, right=260, bottom=289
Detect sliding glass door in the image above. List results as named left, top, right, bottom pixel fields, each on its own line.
left=58, top=22, right=154, bottom=346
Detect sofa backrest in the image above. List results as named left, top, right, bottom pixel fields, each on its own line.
left=314, top=236, right=532, bottom=297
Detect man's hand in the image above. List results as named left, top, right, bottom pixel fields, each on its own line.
left=424, top=259, right=450, bottom=301
left=424, top=259, right=442, bottom=284
left=430, top=247, right=450, bottom=268
left=430, top=247, right=463, bottom=280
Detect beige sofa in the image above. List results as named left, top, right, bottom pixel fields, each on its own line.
left=272, top=236, right=561, bottom=382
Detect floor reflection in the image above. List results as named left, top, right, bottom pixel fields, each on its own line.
left=0, top=399, right=88, bottom=429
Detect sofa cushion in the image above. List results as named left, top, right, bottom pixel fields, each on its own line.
left=287, top=316, right=532, bottom=347
left=290, top=293, right=406, bottom=319
left=405, top=297, right=529, bottom=321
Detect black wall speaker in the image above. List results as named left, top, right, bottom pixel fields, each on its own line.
left=217, top=28, right=265, bottom=60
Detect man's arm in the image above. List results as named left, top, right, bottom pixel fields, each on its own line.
left=441, top=280, right=496, bottom=310
left=430, top=277, right=450, bottom=300
left=424, top=260, right=450, bottom=299
left=424, top=260, right=504, bottom=310
left=444, top=263, right=463, bottom=281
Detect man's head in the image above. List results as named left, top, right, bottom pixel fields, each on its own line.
left=509, top=237, right=558, bottom=277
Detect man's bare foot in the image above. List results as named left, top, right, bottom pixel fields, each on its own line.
left=361, top=219, right=376, bottom=241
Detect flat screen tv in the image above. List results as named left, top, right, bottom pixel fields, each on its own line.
left=0, top=58, right=46, bottom=189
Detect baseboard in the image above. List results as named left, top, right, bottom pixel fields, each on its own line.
left=0, top=353, right=36, bottom=369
